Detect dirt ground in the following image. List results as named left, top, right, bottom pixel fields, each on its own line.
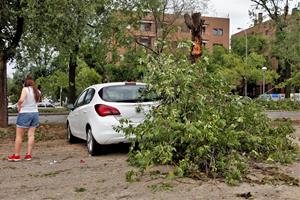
left=0, top=124, right=300, bottom=200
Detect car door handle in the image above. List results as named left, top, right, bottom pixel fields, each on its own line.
left=83, top=111, right=87, bottom=113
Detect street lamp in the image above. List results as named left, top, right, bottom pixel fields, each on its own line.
left=262, top=66, right=267, bottom=94
left=237, top=27, right=248, bottom=96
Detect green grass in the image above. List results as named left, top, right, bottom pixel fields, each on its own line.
left=0, top=126, right=15, bottom=140
left=8, top=107, right=69, bottom=114
left=0, top=124, right=67, bottom=142
left=147, top=182, right=174, bottom=192
left=74, top=187, right=87, bottom=193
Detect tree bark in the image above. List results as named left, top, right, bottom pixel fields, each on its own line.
left=0, top=1, right=24, bottom=127
left=68, top=44, right=79, bottom=104
left=184, top=13, right=204, bottom=63
left=284, top=60, right=291, bottom=98
left=0, top=52, right=8, bottom=127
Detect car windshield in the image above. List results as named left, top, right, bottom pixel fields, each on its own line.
left=99, top=85, right=157, bottom=103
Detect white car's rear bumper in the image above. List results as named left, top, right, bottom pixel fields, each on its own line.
left=90, top=117, right=136, bottom=144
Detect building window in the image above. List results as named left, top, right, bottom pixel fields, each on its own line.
left=212, top=28, right=223, bottom=36
left=202, top=24, right=208, bottom=35
left=213, top=43, right=223, bottom=47
left=139, top=37, right=151, bottom=47
left=140, top=22, right=151, bottom=32
left=202, top=40, right=208, bottom=47
left=202, top=26, right=206, bottom=35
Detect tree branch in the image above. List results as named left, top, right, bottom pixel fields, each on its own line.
left=251, top=0, right=276, bottom=20
left=134, top=37, right=159, bottom=55
left=6, top=16, right=24, bottom=59
left=87, top=23, right=96, bottom=28
left=184, top=14, right=193, bottom=29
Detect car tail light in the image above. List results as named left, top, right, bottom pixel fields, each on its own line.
left=95, top=104, right=120, bottom=117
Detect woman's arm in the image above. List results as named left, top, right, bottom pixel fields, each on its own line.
left=17, top=88, right=27, bottom=112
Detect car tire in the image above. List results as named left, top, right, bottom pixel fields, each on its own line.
left=67, top=123, right=78, bottom=144
left=86, top=127, right=101, bottom=156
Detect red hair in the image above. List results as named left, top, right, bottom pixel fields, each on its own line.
left=24, top=74, right=40, bottom=102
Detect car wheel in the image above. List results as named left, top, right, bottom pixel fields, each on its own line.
left=86, top=127, right=101, bottom=156
left=67, top=123, right=78, bottom=143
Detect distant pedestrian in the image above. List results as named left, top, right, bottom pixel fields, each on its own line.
left=8, top=74, right=41, bottom=161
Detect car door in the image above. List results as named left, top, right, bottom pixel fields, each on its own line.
left=68, top=90, right=88, bottom=137
left=75, top=88, right=95, bottom=138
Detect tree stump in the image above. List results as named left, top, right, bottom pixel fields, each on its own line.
left=184, top=12, right=205, bottom=63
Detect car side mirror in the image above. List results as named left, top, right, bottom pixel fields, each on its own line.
left=67, top=104, right=74, bottom=111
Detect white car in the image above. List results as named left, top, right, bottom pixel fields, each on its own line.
left=8, top=103, right=18, bottom=110
left=67, top=82, right=157, bottom=155
left=37, top=102, right=55, bottom=108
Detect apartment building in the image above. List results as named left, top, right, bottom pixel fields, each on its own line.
left=232, top=13, right=276, bottom=38
left=131, top=13, right=230, bottom=51
left=232, top=8, right=299, bottom=69
left=232, top=8, right=300, bottom=96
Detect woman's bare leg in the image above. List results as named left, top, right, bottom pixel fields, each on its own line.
left=27, top=127, right=36, bottom=155
left=14, top=127, right=25, bottom=156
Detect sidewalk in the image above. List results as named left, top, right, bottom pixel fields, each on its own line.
left=266, top=111, right=300, bottom=121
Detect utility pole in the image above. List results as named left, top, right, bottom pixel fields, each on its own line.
left=237, top=27, right=248, bottom=96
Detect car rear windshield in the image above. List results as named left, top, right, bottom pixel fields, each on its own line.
left=99, top=85, right=157, bottom=103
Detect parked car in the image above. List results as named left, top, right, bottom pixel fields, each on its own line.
left=8, top=103, right=17, bottom=110
left=258, top=94, right=272, bottom=101
left=37, top=102, right=55, bottom=108
left=66, top=82, right=157, bottom=155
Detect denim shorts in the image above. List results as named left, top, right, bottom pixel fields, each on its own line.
left=16, top=112, right=39, bottom=128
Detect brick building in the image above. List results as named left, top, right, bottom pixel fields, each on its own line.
left=232, top=13, right=279, bottom=71
left=232, top=8, right=300, bottom=96
left=130, top=14, right=230, bottom=51
left=232, top=13, right=276, bottom=38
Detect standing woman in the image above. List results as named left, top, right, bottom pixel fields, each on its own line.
left=8, top=75, right=41, bottom=161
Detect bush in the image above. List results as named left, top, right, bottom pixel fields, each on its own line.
left=121, top=53, right=299, bottom=184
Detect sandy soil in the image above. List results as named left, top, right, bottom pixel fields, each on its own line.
left=0, top=124, right=299, bottom=200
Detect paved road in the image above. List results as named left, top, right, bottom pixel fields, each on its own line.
left=266, top=111, right=300, bottom=121
left=7, top=111, right=300, bottom=125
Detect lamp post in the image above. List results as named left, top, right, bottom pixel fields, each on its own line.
left=237, top=27, right=248, bottom=96
left=262, top=66, right=267, bottom=94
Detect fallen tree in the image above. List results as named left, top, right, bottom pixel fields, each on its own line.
left=121, top=51, right=299, bottom=185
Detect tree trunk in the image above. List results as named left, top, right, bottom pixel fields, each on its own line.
left=184, top=13, right=204, bottom=63
left=0, top=52, right=8, bottom=127
left=284, top=60, right=291, bottom=98
left=68, top=44, right=79, bottom=104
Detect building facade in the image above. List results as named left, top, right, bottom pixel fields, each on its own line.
left=232, top=8, right=300, bottom=96
left=131, top=14, right=230, bottom=51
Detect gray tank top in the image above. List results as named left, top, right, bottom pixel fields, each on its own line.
left=20, top=87, right=38, bottom=113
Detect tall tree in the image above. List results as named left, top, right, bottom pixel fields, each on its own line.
left=280, top=8, right=300, bottom=92
left=22, top=0, right=114, bottom=104
left=250, top=0, right=298, bottom=97
left=231, top=34, right=267, bottom=57
left=25, top=0, right=90, bottom=104
left=0, top=0, right=25, bottom=127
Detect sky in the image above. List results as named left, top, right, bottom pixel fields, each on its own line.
left=207, top=0, right=253, bottom=35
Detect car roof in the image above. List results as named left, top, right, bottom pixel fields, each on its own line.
left=87, top=82, right=146, bottom=90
